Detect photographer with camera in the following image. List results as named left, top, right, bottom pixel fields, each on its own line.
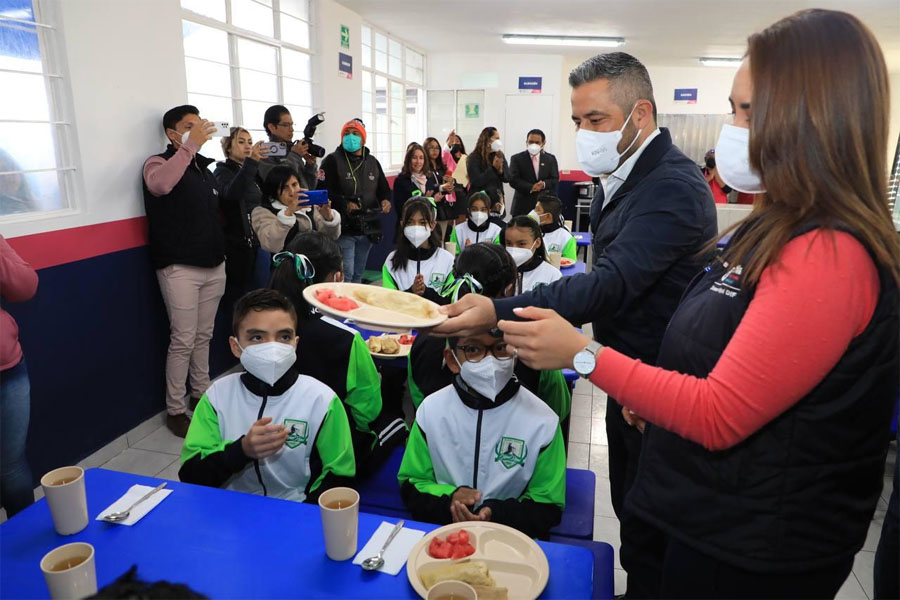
left=319, top=119, right=391, bottom=283
left=258, top=105, right=322, bottom=188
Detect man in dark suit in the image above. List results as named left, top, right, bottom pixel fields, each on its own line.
left=508, top=129, right=559, bottom=217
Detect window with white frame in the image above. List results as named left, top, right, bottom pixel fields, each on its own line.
left=0, top=0, right=78, bottom=218
left=181, top=0, right=313, bottom=163
left=360, top=25, right=425, bottom=170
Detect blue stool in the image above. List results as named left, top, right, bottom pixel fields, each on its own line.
left=550, top=468, right=595, bottom=540
left=548, top=537, right=615, bottom=599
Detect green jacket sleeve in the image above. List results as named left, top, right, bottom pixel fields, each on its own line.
left=562, top=236, right=577, bottom=261
left=538, top=369, right=572, bottom=421
left=449, top=227, right=460, bottom=253
left=407, top=358, right=426, bottom=409
left=480, top=425, right=566, bottom=539
left=345, top=333, right=382, bottom=436
left=382, top=263, right=399, bottom=290
left=307, top=396, right=357, bottom=500
left=398, top=422, right=457, bottom=524
left=179, top=396, right=252, bottom=487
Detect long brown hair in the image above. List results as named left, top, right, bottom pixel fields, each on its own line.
left=472, top=127, right=498, bottom=165
left=400, top=143, right=426, bottom=178
left=720, top=9, right=900, bottom=288
left=423, top=136, right=446, bottom=174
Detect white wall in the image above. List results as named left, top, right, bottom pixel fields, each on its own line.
left=315, top=0, right=362, bottom=151
left=426, top=53, right=564, bottom=156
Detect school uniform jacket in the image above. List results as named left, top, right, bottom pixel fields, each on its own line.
left=449, top=220, right=502, bottom=254
left=179, top=369, right=355, bottom=503
left=517, top=257, right=562, bottom=294
left=398, top=378, right=566, bottom=539
left=251, top=201, right=341, bottom=253
left=382, top=246, right=455, bottom=305
left=540, top=224, right=577, bottom=261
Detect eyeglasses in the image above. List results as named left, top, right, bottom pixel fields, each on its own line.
left=457, top=341, right=513, bottom=362
left=277, top=122, right=294, bottom=128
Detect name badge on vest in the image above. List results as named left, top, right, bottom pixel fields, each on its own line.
left=368, top=172, right=375, bottom=181
left=710, top=264, right=743, bottom=298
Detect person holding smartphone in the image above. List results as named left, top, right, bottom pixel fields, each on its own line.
left=258, top=105, right=318, bottom=188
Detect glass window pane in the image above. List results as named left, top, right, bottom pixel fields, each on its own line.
left=281, top=13, right=309, bottom=48
left=185, top=57, right=231, bottom=97
left=283, top=78, right=311, bottom=106
left=389, top=55, right=402, bottom=78
left=181, top=0, right=225, bottom=21
left=406, top=87, right=422, bottom=145
left=374, top=76, right=387, bottom=120
left=239, top=69, right=277, bottom=102
left=0, top=0, right=35, bottom=22
left=362, top=92, right=372, bottom=114
left=241, top=100, right=276, bottom=135
left=282, top=48, right=311, bottom=81
left=232, top=0, right=274, bottom=37
left=407, top=66, right=423, bottom=85
left=361, top=26, right=370, bottom=46
left=0, top=123, right=59, bottom=171
left=375, top=33, right=387, bottom=52
left=283, top=105, right=312, bottom=127
left=361, top=46, right=372, bottom=69
left=187, top=92, right=234, bottom=124
left=375, top=50, right=386, bottom=73
left=389, top=39, right=402, bottom=77
left=361, top=73, right=372, bottom=93
left=0, top=170, right=62, bottom=215
left=0, top=72, right=50, bottom=120
left=182, top=21, right=229, bottom=63
left=280, top=0, right=309, bottom=21
left=389, top=39, right=402, bottom=59
left=238, top=38, right=276, bottom=73
left=0, top=22, right=41, bottom=73
left=406, top=49, right=423, bottom=70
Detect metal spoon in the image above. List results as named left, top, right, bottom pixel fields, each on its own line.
left=103, top=482, right=167, bottom=522
left=361, top=520, right=405, bottom=571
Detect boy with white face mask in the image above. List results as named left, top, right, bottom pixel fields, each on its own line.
left=398, top=330, right=566, bottom=539
left=180, top=289, right=355, bottom=503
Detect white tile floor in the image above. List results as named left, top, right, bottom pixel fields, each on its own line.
left=4, top=381, right=896, bottom=599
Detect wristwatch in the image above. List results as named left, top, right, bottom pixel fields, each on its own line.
left=573, top=341, right=603, bottom=378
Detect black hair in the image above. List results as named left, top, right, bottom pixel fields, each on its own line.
left=162, top=105, right=198, bottom=134
left=568, top=52, right=658, bottom=120
left=88, top=566, right=207, bottom=599
left=536, top=194, right=563, bottom=223
left=704, top=149, right=716, bottom=170
left=526, top=129, right=546, bottom=143
left=269, top=231, right=343, bottom=322
left=501, top=215, right=547, bottom=262
left=232, top=289, right=298, bottom=335
left=263, top=104, right=290, bottom=136
left=453, top=242, right=516, bottom=299
left=262, top=165, right=297, bottom=203
left=467, top=190, right=490, bottom=212
left=391, top=198, right=441, bottom=271
left=423, top=136, right=446, bottom=173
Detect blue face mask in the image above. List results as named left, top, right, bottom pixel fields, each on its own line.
left=342, top=134, right=362, bottom=152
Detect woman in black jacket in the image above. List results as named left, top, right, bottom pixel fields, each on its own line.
left=391, top=143, right=429, bottom=231
left=213, top=127, right=266, bottom=291
left=467, top=127, right=508, bottom=219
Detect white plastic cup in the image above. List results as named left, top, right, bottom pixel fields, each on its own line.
left=564, top=219, right=574, bottom=232
left=318, top=487, right=359, bottom=561
left=40, top=542, right=97, bottom=600
left=40, top=467, right=88, bottom=536
left=426, top=580, right=478, bottom=600
left=548, top=251, right=563, bottom=268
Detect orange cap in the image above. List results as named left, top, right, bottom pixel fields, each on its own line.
left=341, top=120, right=366, bottom=145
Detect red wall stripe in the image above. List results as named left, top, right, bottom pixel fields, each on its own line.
left=6, top=217, right=148, bottom=270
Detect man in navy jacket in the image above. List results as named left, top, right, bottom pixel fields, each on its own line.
left=435, top=51, right=717, bottom=559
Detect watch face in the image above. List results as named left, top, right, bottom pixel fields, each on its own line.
left=573, top=351, right=595, bottom=375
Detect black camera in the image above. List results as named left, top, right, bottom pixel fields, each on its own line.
left=301, top=112, right=326, bottom=158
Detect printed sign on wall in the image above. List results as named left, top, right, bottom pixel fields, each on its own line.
left=338, top=52, right=353, bottom=79
left=518, top=77, right=543, bottom=94
left=341, top=25, right=350, bottom=49
left=674, top=88, right=698, bottom=104
left=464, top=103, right=480, bottom=118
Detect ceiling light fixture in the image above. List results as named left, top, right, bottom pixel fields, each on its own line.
left=502, top=34, right=625, bottom=48
left=699, top=57, right=742, bottom=67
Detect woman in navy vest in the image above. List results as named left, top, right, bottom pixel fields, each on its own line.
left=501, top=10, right=900, bottom=598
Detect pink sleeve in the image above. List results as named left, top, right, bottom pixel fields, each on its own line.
left=142, top=140, right=199, bottom=196
left=0, top=235, right=38, bottom=302
left=589, top=230, right=880, bottom=451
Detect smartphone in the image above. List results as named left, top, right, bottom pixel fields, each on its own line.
left=180, top=121, right=231, bottom=143
left=299, top=189, right=329, bottom=206
left=261, top=141, right=288, bottom=157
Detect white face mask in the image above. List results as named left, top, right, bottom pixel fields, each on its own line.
left=575, top=104, right=641, bottom=176
left=470, top=211, right=489, bottom=226
left=490, top=139, right=503, bottom=152
left=453, top=352, right=515, bottom=401
left=527, top=209, right=543, bottom=224
left=527, top=143, right=542, bottom=156
left=507, top=241, right=537, bottom=267
left=714, top=124, right=765, bottom=194
left=237, top=341, right=296, bottom=386
left=403, top=225, right=431, bottom=248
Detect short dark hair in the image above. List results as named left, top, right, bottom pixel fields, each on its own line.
left=568, top=52, right=657, bottom=120
left=232, top=289, right=298, bottom=335
left=501, top=215, right=547, bottom=263
left=262, top=165, right=297, bottom=203
left=467, top=190, right=490, bottom=211
left=536, top=194, right=563, bottom=222
left=453, top=242, right=516, bottom=299
left=393, top=198, right=441, bottom=271
left=162, top=105, right=198, bottom=133
left=263, top=104, right=290, bottom=135
left=89, top=566, right=207, bottom=599
left=526, top=129, right=545, bottom=143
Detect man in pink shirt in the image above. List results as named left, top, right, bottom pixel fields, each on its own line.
left=142, top=105, right=226, bottom=437
left=0, top=235, right=39, bottom=516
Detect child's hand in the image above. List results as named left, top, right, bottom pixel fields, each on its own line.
left=412, top=274, right=426, bottom=296
left=451, top=500, right=491, bottom=523
left=464, top=239, right=472, bottom=248
left=241, top=417, right=288, bottom=459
